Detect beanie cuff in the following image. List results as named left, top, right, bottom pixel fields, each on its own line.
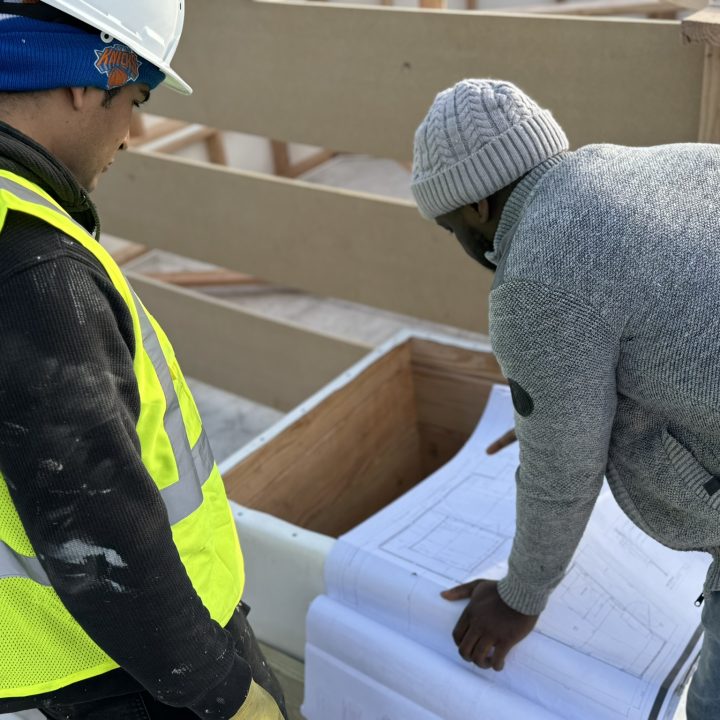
left=411, top=111, right=569, bottom=219
left=0, top=16, right=165, bottom=93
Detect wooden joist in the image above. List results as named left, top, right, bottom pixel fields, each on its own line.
left=682, top=5, right=720, bottom=143
left=126, top=273, right=370, bottom=410
left=270, top=142, right=337, bottom=179
left=511, top=0, right=678, bottom=16
left=148, top=0, right=703, bottom=159
left=94, top=150, right=491, bottom=333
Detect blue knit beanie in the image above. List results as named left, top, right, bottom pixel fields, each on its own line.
left=0, top=12, right=165, bottom=92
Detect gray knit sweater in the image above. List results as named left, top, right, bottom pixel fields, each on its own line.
left=490, top=144, right=720, bottom=616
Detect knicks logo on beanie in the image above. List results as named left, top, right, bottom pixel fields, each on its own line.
left=94, top=44, right=141, bottom=89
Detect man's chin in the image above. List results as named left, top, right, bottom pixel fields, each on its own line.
left=83, top=175, right=101, bottom=194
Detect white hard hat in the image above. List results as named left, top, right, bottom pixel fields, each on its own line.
left=40, top=0, right=191, bottom=95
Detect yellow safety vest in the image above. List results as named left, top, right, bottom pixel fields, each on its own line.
left=0, top=170, right=245, bottom=697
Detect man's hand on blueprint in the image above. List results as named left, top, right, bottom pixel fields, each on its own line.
left=441, top=579, right=538, bottom=671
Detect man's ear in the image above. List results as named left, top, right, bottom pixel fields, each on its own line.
left=68, top=87, right=91, bottom=111
left=476, top=198, right=490, bottom=224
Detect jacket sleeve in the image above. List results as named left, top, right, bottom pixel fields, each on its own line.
left=489, top=277, right=620, bottom=615
left=0, top=220, right=252, bottom=719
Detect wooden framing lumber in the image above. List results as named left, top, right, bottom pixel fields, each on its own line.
left=223, top=334, right=505, bottom=536
left=109, top=241, right=149, bottom=267
left=683, top=5, right=720, bottom=45
left=271, top=141, right=337, bottom=179
left=683, top=5, right=720, bottom=143
left=225, top=343, right=424, bottom=536
left=128, top=119, right=187, bottom=148
left=126, top=273, right=370, bottom=409
left=143, top=270, right=263, bottom=287
left=96, top=151, right=491, bottom=332
left=147, top=0, right=703, bottom=159
left=511, top=0, right=677, bottom=15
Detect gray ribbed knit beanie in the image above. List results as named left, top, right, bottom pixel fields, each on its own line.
left=411, top=79, right=569, bottom=219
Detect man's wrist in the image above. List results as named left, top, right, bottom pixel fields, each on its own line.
left=497, top=574, right=551, bottom=616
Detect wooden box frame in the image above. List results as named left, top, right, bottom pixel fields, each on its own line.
left=220, top=331, right=505, bottom=660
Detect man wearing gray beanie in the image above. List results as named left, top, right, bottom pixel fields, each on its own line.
left=412, top=78, right=720, bottom=720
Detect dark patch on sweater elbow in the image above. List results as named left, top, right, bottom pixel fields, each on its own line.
left=509, top=379, right=534, bottom=417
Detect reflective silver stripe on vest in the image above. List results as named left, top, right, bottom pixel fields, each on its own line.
left=0, top=546, right=51, bottom=586
left=0, top=178, right=217, bottom=583
left=132, top=295, right=216, bottom=525
left=0, top=175, right=90, bottom=237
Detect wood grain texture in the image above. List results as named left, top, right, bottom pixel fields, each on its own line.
left=128, top=273, right=370, bottom=410
left=683, top=6, right=720, bottom=46
left=699, top=45, right=720, bottom=142
left=96, top=151, right=491, bottom=332
left=410, top=337, right=504, bottom=432
left=224, top=344, right=425, bottom=536
left=224, top=338, right=505, bottom=537
left=147, top=0, right=703, bottom=159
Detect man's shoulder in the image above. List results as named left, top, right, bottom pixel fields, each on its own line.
left=0, top=209, right=104, bottom=282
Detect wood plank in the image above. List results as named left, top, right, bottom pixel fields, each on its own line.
left=698, top=44, right=720, bottom=142
left=96, top=151, right=491, bottom=332
left=410, top=337, right=505, bottom=435
left=683, top=5, right=720, bottom=46
left=108, top=241, right=149, bottom=267
left=128, top=118, right=187, bottom=147
left=512, top=0, right=677, bottom=15
left=144, top=270, right=263, bottom=287
left=127, top=273, right=370, bottom=409
left=224, top=344, right=425, bottom=537
left=418, top=422, right=471, bottom=477
left=148, top=1, right=703, bottom=160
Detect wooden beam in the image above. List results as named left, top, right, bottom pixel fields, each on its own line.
left=126, top=273, right=370, bottom=410
left=148, top=1, right=703, bottom=159
left=108, top=241, right=149, bottom=267
left=127, top=119, right=187, bottom=148
left=272, top=143, right=336, bottom=179
left=512, top=0, right=677, bottom=15
left=284, top=149, right=337, bottom=180
left=96, top=151, right=492, bottom=332
left=149, top=127, right=218, bottom=155
left=683, top=5, right=720, bottom=45
left=683, top=6, right=720, bottom=143
left=698, top=45, right=720, bottom=142
left=143, top=270, right=264, bottom=287
left=271, top=141, right=292, bottom=177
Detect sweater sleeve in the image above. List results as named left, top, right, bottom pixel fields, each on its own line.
left=0, top=219, right=252, bottom=718
left=489, top=278, right=620, bottom=616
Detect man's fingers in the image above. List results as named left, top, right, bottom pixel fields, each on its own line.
left=452, top=610, right=470, bottom=648
left=441, top=580, right=479, bottom=601
left=469, top=635, right=494, bottom=669
left=486, top=428, right=517, bottom=455
left=491, top=641, right=512, bottom=672
left=458, top=628, right=482, bottom=662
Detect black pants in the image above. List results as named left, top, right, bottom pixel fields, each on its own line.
left=36, top=605, right=288, bottom=720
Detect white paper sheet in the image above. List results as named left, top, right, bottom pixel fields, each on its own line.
left=307, top=385, right=707, bottom=720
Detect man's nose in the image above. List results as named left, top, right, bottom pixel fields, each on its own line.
left=119, top=131, right=130, bottom=151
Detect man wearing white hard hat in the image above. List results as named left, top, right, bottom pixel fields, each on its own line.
left=0, top=2, right=286, bottom=719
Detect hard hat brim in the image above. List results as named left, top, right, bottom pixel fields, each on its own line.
left=161, top=66, right=193, bottom=95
